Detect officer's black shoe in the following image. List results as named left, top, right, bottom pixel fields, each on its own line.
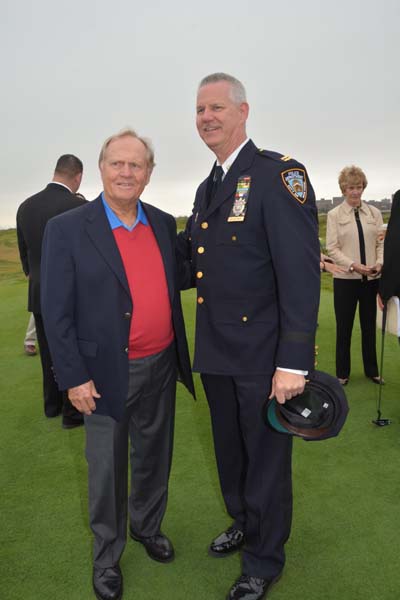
left=129, top=529, right=175, bottom=563
left=226, top=574, right=281, bottom=600
left=93, top=565, right=122, bottom=600
left=209, top=526, right=244, bottom=557
left=62, top=417, right=84, bottom=429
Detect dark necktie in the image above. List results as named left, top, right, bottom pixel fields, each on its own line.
left=354, top=208, right=367, bottom=282
left=207, top=165, right=224, bottom=206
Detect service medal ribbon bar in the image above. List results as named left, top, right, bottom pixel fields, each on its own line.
left=227, top=176, right=251, bottom=222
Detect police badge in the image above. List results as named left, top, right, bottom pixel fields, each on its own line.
left=227, top=176, right=251, bottom=222
left=281, top=169, right=307, bottom=204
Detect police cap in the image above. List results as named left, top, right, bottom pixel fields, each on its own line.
left=264, top=370, right=349, bottom=441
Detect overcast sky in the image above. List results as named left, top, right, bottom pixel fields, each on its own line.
left=2, top=0, right=399, bottom=227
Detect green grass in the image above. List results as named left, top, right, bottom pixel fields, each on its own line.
left=1, top=229, right=400, bottom=599
left=0, top=229, right=26, bottom=283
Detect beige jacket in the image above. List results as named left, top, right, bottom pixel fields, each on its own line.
left=326, top=200, right=384, bottom=280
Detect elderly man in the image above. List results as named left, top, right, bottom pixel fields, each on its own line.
left=41, top=129, right=194, bottom=600
left=17, top=154, right=86, bottom=427
left=178, top=74, right=320, bottom=599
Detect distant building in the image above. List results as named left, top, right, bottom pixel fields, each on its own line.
left=367, top=198, right=391, bottom=212
left=332, top=196, right=343, bottom=207
left=317, top=196, right=392, bottom=214
left=315, top=198, right=333, bottom=212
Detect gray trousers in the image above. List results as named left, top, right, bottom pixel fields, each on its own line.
left=84, top=343, right=177, bottom=568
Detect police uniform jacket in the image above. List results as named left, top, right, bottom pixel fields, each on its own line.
left=41, top=196, right=195, bottom=421
left=179, top=139, right=320, bottom=375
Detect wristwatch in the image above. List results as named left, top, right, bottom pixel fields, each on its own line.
left=349, top=265, right=355, bottom=273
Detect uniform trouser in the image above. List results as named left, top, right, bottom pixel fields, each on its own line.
left=201, top=373, right=293, bottom=579
left=33, top=313, right=80, bottom=420
left=84, top=343, right=177, bottom=568
left=333, top=279, right=379, bottom=379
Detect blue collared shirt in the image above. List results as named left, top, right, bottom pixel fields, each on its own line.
left=101, top=193, right=148, bottom=231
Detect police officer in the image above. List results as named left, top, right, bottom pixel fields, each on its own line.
left=179, top=73, right=320, bottom=599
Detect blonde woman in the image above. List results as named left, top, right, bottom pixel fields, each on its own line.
left=326, top=166, right=383, bottom=385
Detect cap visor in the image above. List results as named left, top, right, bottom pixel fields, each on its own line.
left=267, top=400, right=292, bottom=435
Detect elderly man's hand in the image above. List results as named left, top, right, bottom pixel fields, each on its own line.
left=68, top=380, right=100, bottom=415
left=268, top=370, right=306, bottom=405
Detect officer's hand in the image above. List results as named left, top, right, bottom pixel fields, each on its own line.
left=269, top=371, right=305, bottom=405
left=68, top=380, right=100, bottom=415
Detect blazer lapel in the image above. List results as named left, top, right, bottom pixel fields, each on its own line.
left=142, top=203, right=175, bottom=304
left=205, top=140, right=257, bottom=218
left=84, top=196, right=131, bottom=297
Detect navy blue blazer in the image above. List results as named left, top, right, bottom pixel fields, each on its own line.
left=41, top=195, right=194, bottom=421
left=178, top=140, right=321, bottom=375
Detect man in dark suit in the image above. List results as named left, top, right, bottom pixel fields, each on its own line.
left=380, top=189, right=400, bottom=304
left=41, top=129, right=194, bottom=600
left=379, top=190, right=400, bottom=342
left=16, top=155, right=86, bottom=427
left=178, top=73, right=320, bottom=599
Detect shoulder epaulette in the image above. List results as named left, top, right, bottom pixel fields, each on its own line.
left=257, top=148, right=296, bottom=163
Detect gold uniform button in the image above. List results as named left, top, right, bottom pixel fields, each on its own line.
left=198, top=246, right=205, bottom=254
left=197, top=296, right=204, bottom=304
left=201, top=222, right=208, bottom=230
left=232, top=235, right=237, bottom=241
left=242, top=316, right=248, bottom=322
left=196, top=271, right=203, bottom=279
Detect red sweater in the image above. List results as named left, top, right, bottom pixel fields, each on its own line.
left=113, top=223, right=174, bottom=359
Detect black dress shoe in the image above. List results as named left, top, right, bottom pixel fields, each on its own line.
left=62, top=417, right=84, bottom=429
left=227, top=574, right=281, bottom=600
left=45, top=410, right=62, bottom=418
left=209, top=526, right=244, bottom=557
left=93, top=565, right=122, bottom=600
left=129, top=529, right=174, bottom=563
